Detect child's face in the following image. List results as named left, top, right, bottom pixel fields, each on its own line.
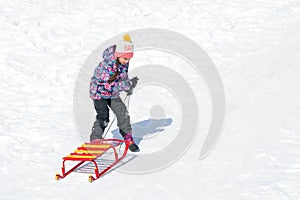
left=118, top=57, right=131, bottom=65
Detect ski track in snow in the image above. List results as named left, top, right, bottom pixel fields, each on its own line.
left=0, top=0, right=300, bottom=199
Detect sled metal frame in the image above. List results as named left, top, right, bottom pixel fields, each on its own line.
left=55, top=139, right=129, bottom=182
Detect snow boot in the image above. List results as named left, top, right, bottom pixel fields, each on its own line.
left=90, top=119, right=106, bottom=142
left=123, top=132, right=140, bottom=152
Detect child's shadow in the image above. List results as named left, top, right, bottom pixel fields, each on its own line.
left=111, top=118, right=173, bottom=145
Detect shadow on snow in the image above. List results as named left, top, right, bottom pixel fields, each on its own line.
left=74, top=118, right=172, bottom=178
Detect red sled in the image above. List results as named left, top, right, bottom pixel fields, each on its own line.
left=55, top=139, right=129, bottom=182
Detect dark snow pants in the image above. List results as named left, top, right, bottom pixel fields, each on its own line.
left=90, top=98, right=132, bottom=141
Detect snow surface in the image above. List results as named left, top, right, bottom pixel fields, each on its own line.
left=1, top=0, right=300, bottom=199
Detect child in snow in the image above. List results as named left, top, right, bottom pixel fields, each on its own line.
left=89, top=34, right=139, bottom=152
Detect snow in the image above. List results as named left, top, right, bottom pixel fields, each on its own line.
left=1, top=0, right=300, bottom=199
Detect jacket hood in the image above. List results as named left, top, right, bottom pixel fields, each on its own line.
left=102, top=45, right=116, bottom=61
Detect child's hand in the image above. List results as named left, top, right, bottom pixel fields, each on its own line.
left=125, top=88, right=133, bottom=96
left=126, top=77, right=139, bottom=96
left=129, top=77, right=139, bottom=88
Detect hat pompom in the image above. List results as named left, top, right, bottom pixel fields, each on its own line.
left=123, top=34, right=131, bottom=42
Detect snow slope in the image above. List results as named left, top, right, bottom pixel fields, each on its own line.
left=0, top=0, right=299, bottom=199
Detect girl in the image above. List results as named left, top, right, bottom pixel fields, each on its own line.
left=89, top=34, right=139, bottom=152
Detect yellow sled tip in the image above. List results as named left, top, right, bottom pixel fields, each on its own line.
left=55, top=173, right=60, bottom=181
left=88, top=175, right=94, bottom=183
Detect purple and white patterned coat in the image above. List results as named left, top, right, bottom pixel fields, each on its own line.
left=89, top=45, right=131, bottom=99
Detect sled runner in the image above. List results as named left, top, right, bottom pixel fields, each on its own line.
left=55, top=139, right=129, bottom=182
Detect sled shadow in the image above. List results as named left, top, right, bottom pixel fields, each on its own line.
left=75, top=152, right=137, bottom=179
left=111, top=118, right=173, bottom=145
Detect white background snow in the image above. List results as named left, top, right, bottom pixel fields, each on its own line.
left=1, top=0, right=300, bottom=199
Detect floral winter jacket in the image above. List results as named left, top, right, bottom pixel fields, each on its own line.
left=89, top=45, right=131, bottom=99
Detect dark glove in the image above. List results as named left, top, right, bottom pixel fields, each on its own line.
left=129, top=77, right=139, bottom=88
left=125, top=76, right=139, bottom=96
left=125, top=88, right=133, bottom=96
